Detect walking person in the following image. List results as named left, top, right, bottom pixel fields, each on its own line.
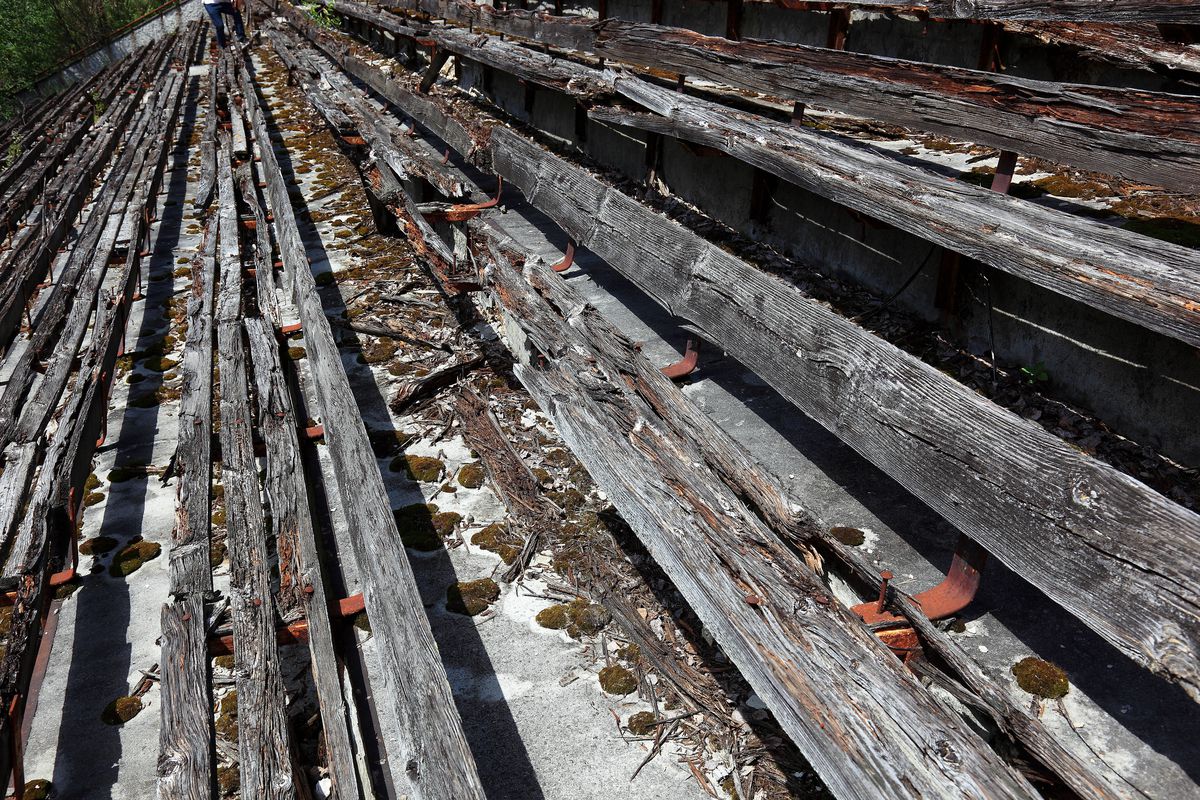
left=203, top=0, right=247, bottom=49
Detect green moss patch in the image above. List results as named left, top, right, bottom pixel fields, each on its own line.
left=393, top=503, right=444, bottom=551
left=830, top=526, right=865, bottom=546
left=535, top=604, right=569, bottom=630
left=353, top=611, right=372, bottom=633
left=288, top=347, right=307, bottom=361
left=210, top=539, right=227, bottom=567
left=457, top=461, right=486, bottom=489
left=22, top=780, right=52, bottom=799
left=627, top=711, right=657, bottom=736
left=216, top=689, right=238, bottom=740
left=472, top=523, right=521, bottom=564
left=535, top=599, right=611, bottom=638
left=108, top=465, right=147, bottom=483
left=217, top=765, right=240, bottom=795
left=109, top=540, right=162, bottom=577
left=83, top=491, right=105, bottom=507
left=101, top=695, right=143, bottom=725
left=213, top=655, right=235, bottom=670
left=598, top=665, right=638, bottom=695
left=1123, top=217, right=1200, bottom=248
left=446, top=578, right=500, bottom=616
left=1012, top=657, right=1069, bottom=699
left=54, top=577, right=82, bottom=600
left=392, top=454, right=444, bottom=482
left=358, top=340, right=398, bottom=364
left=314, top=271, right=335, bottom=286
left=79, top=535, right=118, bottom=555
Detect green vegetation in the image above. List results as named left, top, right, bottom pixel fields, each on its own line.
left=1, top=0, right=171, bottom=113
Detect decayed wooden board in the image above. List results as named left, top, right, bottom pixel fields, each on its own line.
left=157, top=595, right=215, bottom=800
left=245, top=317, right=362, bottom=800
left=489, top=122, right=1200, bottom=700
left=753, top=0, right=1200, bottom=22
left=288, top=33, right=1200, bottom=700
left=476, top=240, right=1039, bottom=799
left=592, top=74, right=1200, bottom=348
left=303, top=1, right=1200, bottom=350
left=239, top=57, right=487, bottom=800
left=592, top=21, right=1200, bottom=191
left=214, top=126, right=298, bottom=799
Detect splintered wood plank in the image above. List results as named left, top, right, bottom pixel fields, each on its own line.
left=592, top=21, right=1200, bottom=191
left=244, top=317, right=362, bottom=800
left=158, top=596, right=215, bottom=800
left=213, top=124, right=297, bottom=800
left=238, top=56, right=487, bottom=800
left=282, top=33, right=1200, bottom=701
left=478, top=241, right=1038, bottom=800
left=591, top=77, right=1200, bottom=349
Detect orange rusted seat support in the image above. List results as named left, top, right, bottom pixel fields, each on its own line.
left=660, top=337, right=699, bottom=380
left=853, top=534, right=988, bottom=628
left=421, top=177, right=503, bottom=224
left=550, top=240, right=575, bottom=273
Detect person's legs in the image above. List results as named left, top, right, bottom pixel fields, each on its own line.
left=203, top=3, right=227, bottom=48
left=219, top=2, right=247, bottom=43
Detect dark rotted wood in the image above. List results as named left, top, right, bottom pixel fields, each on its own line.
left=299, top=3, right=1200, bottom=347
left=169, top=222, right=217, bottom=597
left=0, top=444, right=38, bottom=558
left=238, top=56, right=487, bottom=800
left=244, top=317, right=362, bottom=800
left=315, top=0, right=611, bottom=99
left=158, top=595, right=215, bottom=800
left=1004, top=20, right=1200, bottom=74
left=287, top=36, right=1200, bottom=700
left=747, top=0, right=1200, bottom=22
left=479, top=243, right=1038, bottom=800
left=0, top=41, right=175, bottom=351
left=389, top=0, right=595, bottom=50
left=592, top=75, right=1200, bottom=349
left=592, top=21, right=1200, bottom=190
left=508, top=250, right=1138, bottom=800
left=214, top=125, right=298, bottom=800
left=455, top=388, right=558, bottom=581
left=196, top=58, right=219, bottom=210
left=487, top=120, right=1200, bottom=700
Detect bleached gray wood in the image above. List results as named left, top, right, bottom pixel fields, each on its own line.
left=238, top=56, right=486, bottom=800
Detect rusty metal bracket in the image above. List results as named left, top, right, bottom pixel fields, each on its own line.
left=421, top=177, right=503, bottom=224
left=661, top=337, right=700, bottom=380
left=550, top=240, right=575, bottom=273
left=853, top=534, right=988, bottom=627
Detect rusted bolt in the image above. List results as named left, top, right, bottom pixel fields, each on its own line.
left=875, top=571, right=893, bottom=614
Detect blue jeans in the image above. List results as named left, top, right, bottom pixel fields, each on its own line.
left=204, top=2, right=246, bottom=48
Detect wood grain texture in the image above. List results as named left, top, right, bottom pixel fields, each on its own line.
left=157, top=596, right=216, bottom=800
left=240, top=56, right=487, bottom=800
left=593, top=21, right=1200, bottom=191
left=593, top=74, right=1200, bottom=348
left=214, top=124, right=298, bottom=800
left=245, top=317, right=363, bottom=800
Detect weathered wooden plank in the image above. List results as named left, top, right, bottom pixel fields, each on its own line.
left=245, top=316, right=363, bottom=800
left=592, top=75, right=1200, bottom=348
left=592, top=21, right=1200, bottom=190
left=474, top=238, right=1039, bottom=799
left=491, top=121, right=1200, bottom=698
left=750, top=0, right=1200, bottom=22
left=286, top=36, right=1200, bottom=699
left=214, top=123, right=298, bottom=800
left=157, top=595, right=215, bottom=800
left=238, top=56, right=487, bottom=800
left=301, top=1, right=1200, bottom=348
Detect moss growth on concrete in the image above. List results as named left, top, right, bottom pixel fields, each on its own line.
left=566, top=599, right=610, bottom=638
left=396, top=455, right=444, bottom=482
left=446, top=578, right=500, bottom=616
left=22, top=780, right=52, bottom=799
left=217, top=765, right=240, bottom=795
left=393, top=503, right=444, bottom=551
left=109, top=540, right=161, bottom=577
left=598, top=665, right=638, bottom=695
left=101, top=695, right=143, bottom=725
left=627, top=711, right=657, bottom=736
left=212, top=507, right=227, bottom=526
left=532, top=468, right=551, bottom=484
left=830, top=526, right=865, bottom=546
left=1031, top=174, right=1114, bottom=199
left=368, top=429, right=409, bottom=457
left=214, top=655, right=235, bottom=670
left=456, top=461, right=486, bottom=489
left=0, top=605, right=12, bottom=637
left=54, top=577, right=82, bottom=600
left=288, top=347, right=307, bottom=361
left=108, top=465, right=147, bottom=483
left=358, top=340, right=398, bottom=364
left=210, top=539, right=227, bottom=567
left=83, top=491, right=105, bottom=507
left=544, top=448, right=572, bottom=467
left=432, top=511, right=462, bottom=537
left=79, top=535, right=118, bottom=555
left=353, top=611, right=371, bottom=633
left=535, top=604, right=569, bottom=630
left=141, top=356, right=178, bottom=373
left=1012, top=657, right=1069, bottom=699
left=314, top=271, right=335, bottom=286
left=472, top=523, right=521, bottom=564
left=85, top=472, right=101, bottom=493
